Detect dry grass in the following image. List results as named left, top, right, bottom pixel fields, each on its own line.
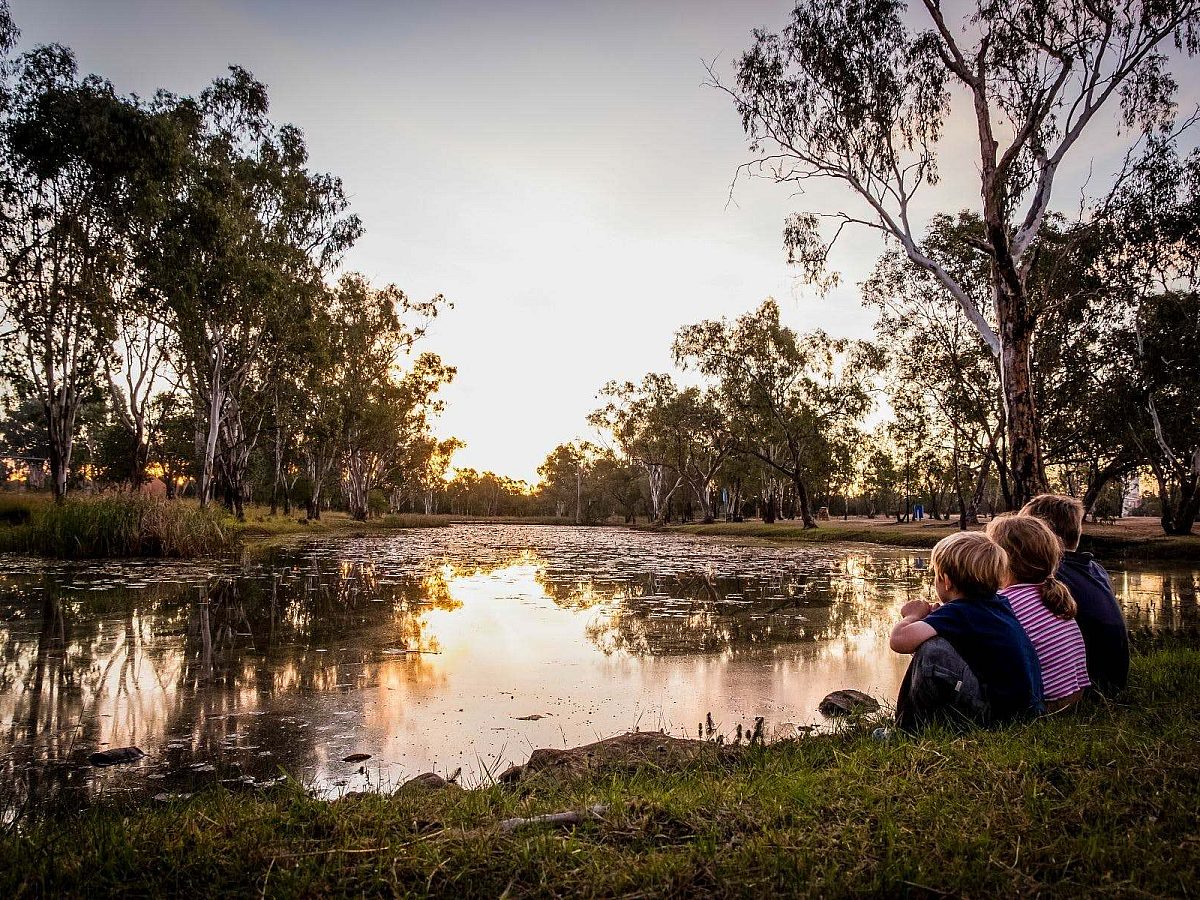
left=668, top=515, right=1199, bottom=560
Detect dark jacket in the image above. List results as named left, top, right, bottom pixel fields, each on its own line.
left=1057, top=551, right=1129, bottom=696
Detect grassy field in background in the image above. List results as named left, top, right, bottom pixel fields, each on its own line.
left=0, top=493, right=586, bottom=558
left=669, top=516, right=1200, bottom=561
left=2, top=647, right=1197, bottom=897
left=235, top=507, right=453, bottom=542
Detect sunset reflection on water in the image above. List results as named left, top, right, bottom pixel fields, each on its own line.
left=0, top=525, right=1195, bottom=808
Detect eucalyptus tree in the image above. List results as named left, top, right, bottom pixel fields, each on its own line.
left=663, top=386, right=735, bottom=524
left=103, top=301, right=172, bottom=490
left=590, top=449, right=645, bottom=523
left=722, top=0, right=1200, bottom=506
left=143, top=67, right=361, bottom=512
left=1029, top=217, right=1145, bottom=510
left=538, top=441, right=604, bottom=523
left=1124, top=292, right=1200, bottom=534
left=860, top=428, right=904, bottom=519
left=263, top=368, right=305, bottom=514
left=674, top=300, right=879, bottom=528
left=863, top=212, right=1009, bottom=515
left=408, top=435, right=462, bottom=515
left=590, top=375, right=687, bottom=522
left=146, top=391, right=193, bottom=498
left=0, top=44, right=177, bottom=498
left=1097, top=140, right=1200, bottom=533
left=343, top=350, right=454, bottom=521
left=300, top=274, right=451, bottom=521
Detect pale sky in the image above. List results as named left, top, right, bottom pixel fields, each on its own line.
left=15, top=1, right=1199, bottom=482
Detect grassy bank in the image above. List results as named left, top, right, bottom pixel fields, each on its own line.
left=0, top=496, right=460, bottom=558
left=449, top=514, right=577, bottom=526
left=668, top=517, right=1200, bottom=561
left=3, top=648, right=1198, bottom=897
left=0, top=494, right=583, bottom=559
left=236, top=509, right=452, bottom=543
left=0, top=494, right=233, bottom=558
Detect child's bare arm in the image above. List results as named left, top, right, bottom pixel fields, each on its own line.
left=889, top=599, right=938, bottom=653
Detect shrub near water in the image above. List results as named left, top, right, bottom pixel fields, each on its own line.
left=0, top=494, right=234, bottom=558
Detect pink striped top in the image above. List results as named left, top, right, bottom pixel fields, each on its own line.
left=1002, top=583, right=1091, bottom=703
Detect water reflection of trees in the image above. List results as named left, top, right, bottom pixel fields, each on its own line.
left=537, top=552, right=933, bottom=655
left=0, top=575, right=193, bottom=813
left=1114, top=568, right=1199, bottom=632
left=2, top=545, right=1197, bottom=811
left=0, top=554, right=464, bottom=810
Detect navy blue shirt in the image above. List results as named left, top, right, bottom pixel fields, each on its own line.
left=1058, top=551, right=1129, bottom=696
left=925, top=592, right=1045, bottom=722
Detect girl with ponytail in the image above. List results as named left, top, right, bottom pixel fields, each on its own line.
left=986, top=515, right=1091, bottom=711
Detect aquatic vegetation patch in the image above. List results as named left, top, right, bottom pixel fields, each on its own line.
left=0, top=495, right=235, bottom=558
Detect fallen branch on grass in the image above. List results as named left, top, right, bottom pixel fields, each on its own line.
left=498, top=804, right=607, bottom=834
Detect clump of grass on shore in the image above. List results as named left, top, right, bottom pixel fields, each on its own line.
left=0, top=494, right=234, bottom=558
left=3, top=648, right=1197, bottom=897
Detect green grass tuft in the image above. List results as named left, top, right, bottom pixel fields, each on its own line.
left=0, top=494, right=235, bottom=558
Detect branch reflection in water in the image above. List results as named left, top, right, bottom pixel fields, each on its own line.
left=0, top=525, right=1195, bottom=813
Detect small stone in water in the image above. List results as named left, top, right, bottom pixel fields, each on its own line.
left=89, top=746, right=145, bottom=767
left=818, top=689, right=881, bottom=717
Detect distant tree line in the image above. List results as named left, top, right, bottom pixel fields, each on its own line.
left=0, top=4, right=455, bottom=520
left=530, top=159, right=1200, bottom=534
left=532, top=198, right=1198, bottom=535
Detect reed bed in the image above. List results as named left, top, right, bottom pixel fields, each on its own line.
left=0, top=494, right=234, bottom=558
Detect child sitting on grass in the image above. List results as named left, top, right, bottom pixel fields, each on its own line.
left=1021, top=493, right=1129, bottom=696
left=891, top=531, right=1044, bottom=732
left=987, top=514, right=1091, bottom=711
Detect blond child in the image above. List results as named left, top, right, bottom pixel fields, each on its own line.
left=987, top=515, right=1091, bottom=710
left=890, top=531, right=1044, bottom=731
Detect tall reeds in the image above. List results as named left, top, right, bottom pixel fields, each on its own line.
left=0, top=494, right=235, bottom=558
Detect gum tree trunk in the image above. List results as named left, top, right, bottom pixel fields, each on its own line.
left=993, top=276, right=1048, bottom=509
left=793, top=476, right=817, bottom=529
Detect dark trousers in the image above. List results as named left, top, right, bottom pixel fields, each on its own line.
left=895, top=637, right=991, bottom=733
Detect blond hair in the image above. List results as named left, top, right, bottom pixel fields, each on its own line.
left=929, top=531, right=1007, bottom=598
left=986, top=514, right=1077, bottom=619
left=1020, top=494, right=1084, bottom=551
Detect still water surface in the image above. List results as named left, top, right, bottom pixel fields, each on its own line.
left=1, top=524, right=1195, bottom=808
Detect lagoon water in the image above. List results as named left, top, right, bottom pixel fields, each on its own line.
left=1, top=524, right=1196, bottom=809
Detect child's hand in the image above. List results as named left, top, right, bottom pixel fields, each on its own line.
left=900, top=599, right=933, bottom=619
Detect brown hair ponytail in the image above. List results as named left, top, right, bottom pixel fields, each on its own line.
left=1041, top=575, right=1077, bottom=621
left=985, top=514, right=1079, bottom=621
